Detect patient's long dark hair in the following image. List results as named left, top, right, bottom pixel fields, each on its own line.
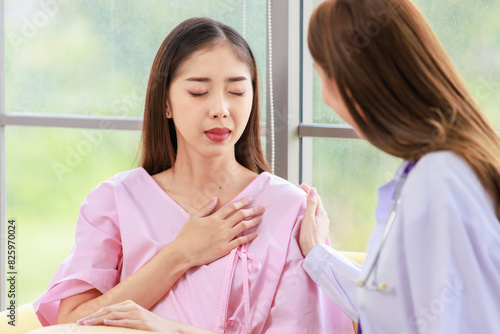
left=141, top=17, right=270, bottom=175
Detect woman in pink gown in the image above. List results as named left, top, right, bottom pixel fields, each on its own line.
left=34, top=17, right=353, bottom=334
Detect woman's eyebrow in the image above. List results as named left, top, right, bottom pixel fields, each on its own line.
left=186, top=77, right=210, bottom=82
left=227, top=76, right=248, bottom=82
left=185, top=76, right=248, bottom=82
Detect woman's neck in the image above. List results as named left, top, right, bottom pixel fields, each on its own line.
left=173, top=157, right=242, bottom=191
left=154, top=151, right=258, bottom=214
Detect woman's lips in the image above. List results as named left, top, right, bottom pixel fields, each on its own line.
left=204, top=127, right=231, bottom=142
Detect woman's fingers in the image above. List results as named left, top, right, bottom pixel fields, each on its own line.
left=314, top=189, right=329, bottom=222
left=298, top=183, right=312, bottom=193
left=78, top=301, right=144, bottom=328
left=77, top=308, right=111, bottom=325
left=77, top=300, right=135, bottom=325
left=298, top=187, right=327, bottom=258
left=227, top=206, right=265, bottom=227
left=217, top=196, right=254, bottom=219
left=174, top=197, right=265, bottom=267
left=78, top=300, right=183, bottom=332
left=305, top=188, right=319, bottom=224
left=232, top=215, right=263, bottom=235
left=229, top=232, right=259, bottom=248
left=79, top=310, right=125, bottom=326
left=102, top=318, right=147, bottom=330
left=192, top=197, right=218, bottom=218
left=194, top=196, right=264, bottom=225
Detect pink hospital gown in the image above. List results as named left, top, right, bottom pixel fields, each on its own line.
left=34, top=168, right=353, bottom=333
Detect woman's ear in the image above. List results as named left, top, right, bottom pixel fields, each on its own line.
left=165, top=102, right=173, bottom=119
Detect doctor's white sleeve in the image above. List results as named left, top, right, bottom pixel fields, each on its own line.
left=303, top=244, right=361, bottom=321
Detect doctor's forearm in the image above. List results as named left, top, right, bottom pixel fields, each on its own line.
left=303, top=244, right=361, bottom=321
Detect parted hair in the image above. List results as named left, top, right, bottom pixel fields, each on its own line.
left=308, top=0, right=500, bottom=219
left=141, top=17, right=270, bottom=175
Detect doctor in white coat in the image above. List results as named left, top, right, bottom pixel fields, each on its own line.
left=299, top=0, right=500, bottom=333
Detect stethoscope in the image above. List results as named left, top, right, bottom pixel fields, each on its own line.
left=355, top=162, right=416, bottom=292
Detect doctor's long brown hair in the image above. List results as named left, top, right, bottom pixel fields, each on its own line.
left=141, top=17, right=270, bottom=175
left=309, top=0, right=500, bottom=219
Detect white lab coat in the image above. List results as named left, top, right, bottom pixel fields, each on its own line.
left=303, top=151, right=500, bottom=333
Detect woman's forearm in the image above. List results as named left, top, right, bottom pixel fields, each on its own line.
left=59, top=240, right=193, bottom=323
left=98, top=240, right=192, bottom=308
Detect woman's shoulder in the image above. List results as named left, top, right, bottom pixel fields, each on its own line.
left=109, top=167, right=149, bottom=184
left=252, top=172, right=308, bottom=216
left=402, top=150, right=496, bottom=223
left=86, top=167, right=148, bottom=196
left=415, top=150, right=467, bottom=168
left=258, top=172, right=308, bottom=199
left=409, top=150, right=480, bottom=190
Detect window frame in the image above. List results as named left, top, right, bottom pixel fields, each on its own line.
left=266, top=0, right=361, bottom=187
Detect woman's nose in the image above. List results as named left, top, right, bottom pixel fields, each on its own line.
left=209, top=95, right=230, bottom=119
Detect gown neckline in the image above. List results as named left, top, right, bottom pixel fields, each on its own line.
left=138, top=167, right=269, bottom=219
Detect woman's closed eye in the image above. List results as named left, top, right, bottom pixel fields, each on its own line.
left=189, top=91, right=208, bottom=98
left=188, top=91, right=246, bottom=97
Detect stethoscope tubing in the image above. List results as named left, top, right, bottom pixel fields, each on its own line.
left=356, top=162, right=416, bottom=291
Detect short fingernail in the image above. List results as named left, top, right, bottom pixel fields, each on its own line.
left=310, top=188, right=317, bottom=197
left=245, top=197, right=253, bottom=203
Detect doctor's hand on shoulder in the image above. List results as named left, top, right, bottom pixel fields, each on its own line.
left=298, top=184, right=330, bottom=258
